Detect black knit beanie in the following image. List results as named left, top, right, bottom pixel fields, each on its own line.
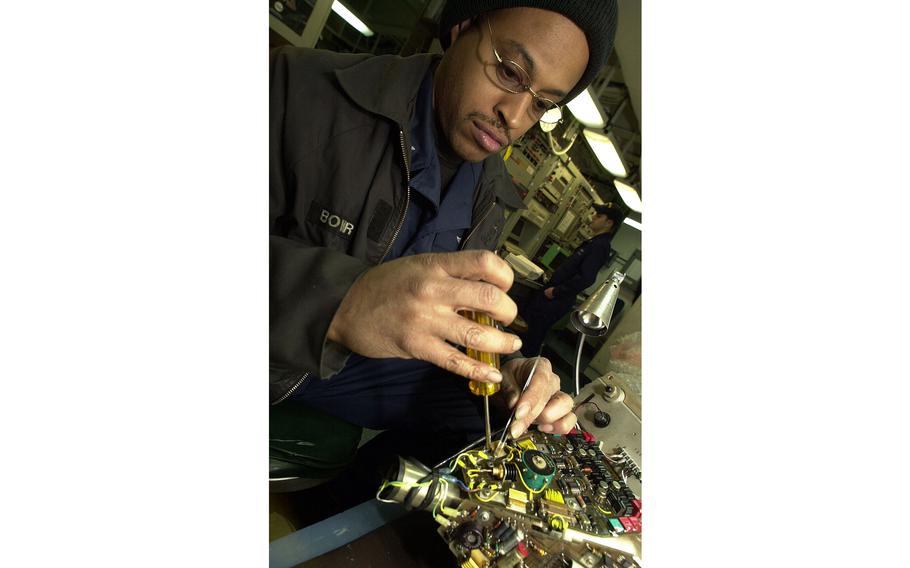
left=438, top=0, right=619, bottom=103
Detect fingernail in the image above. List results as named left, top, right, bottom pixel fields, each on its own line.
left=512, top=338, right=522, bottom=351
left=514, top=403, right=529, bottom=420
left=510, top=423, right=524, bottom=438
left=538, top=424, right=554, bottom=433
left=487, top=369, right=502, bottom=382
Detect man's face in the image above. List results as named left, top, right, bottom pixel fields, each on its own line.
left=590, top=213, right=610, bottom=232
left=434, top=8, right=589, bottom=163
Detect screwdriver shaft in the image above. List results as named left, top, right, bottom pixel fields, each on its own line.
left=483, top=395, right=492, bottom=450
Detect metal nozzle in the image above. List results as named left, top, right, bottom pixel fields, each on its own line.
left=378, top=456, right=463, bottom=511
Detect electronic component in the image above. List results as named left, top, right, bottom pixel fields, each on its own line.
left=593, top=411, right=611, bottom=428
left=378, top=427, right=643, bottom=567
left=519, top=450, right=556, bottom=492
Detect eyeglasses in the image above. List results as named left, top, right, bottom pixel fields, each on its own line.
left=485, top=18, right=563, bottom=125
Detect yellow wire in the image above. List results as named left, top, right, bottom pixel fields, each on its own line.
left=432, top=478, right=447, bottom=521
left=518, top=473, right=547, bottom=495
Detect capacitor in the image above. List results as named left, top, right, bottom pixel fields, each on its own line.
left=497, top=527, right=519, bottom=554
left=492, top=522, right=511, bottom=541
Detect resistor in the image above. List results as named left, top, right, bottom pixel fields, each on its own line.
left=526, top=537, right=547, bottom=556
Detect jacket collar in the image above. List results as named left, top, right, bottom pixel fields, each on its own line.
left=480, top=156, right=526, bottom=210
left=335, top=53, right=437, bottom=129
left=336, top=53, right=525, bottom=210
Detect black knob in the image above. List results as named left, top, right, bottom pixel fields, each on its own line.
left=593, top=411, right=611, bottom=428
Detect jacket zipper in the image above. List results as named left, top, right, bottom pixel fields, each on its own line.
left=276, top=130, right=413, bottom=405
left=378, top=129, right=412, bottom=263
left=459, top=198, right=497, bottom=250
left=271, top=371, right=309, bottom=406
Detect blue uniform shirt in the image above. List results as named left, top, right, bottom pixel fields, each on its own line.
left=387, top=65, right=481, bottom=259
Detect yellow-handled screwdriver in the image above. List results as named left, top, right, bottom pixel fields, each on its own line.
left=461, top=310, right=501, bottom=451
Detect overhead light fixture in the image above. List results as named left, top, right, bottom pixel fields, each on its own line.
left=566, top=86, right=606, bottom=128
left=613, top=179, right=642, bottom=213
left=623, top=217, right=642, bottom=231
left=332, top=1, right=374, bottom=37
left=582, top=129, right=627, bottom=178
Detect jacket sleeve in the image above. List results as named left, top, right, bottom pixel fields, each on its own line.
left=552, top=243, right=610, bottom=300
left=270, top=47, right=369, bottom=379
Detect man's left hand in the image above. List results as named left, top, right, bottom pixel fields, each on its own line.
left=496, top=357, right=575, bottom=438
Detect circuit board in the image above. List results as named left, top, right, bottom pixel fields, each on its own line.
left=378, top=426, right=642, bottom=568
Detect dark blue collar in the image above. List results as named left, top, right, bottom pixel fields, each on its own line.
left=407, top=67, right=443, bottom=211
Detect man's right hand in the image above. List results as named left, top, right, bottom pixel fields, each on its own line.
left=326, top=250, right=521, bottom=384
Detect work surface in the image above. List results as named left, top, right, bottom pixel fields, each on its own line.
left=298, top=512, right=451, bottom=568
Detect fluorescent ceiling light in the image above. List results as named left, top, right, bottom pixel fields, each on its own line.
left=582, top=129, right=627, bottom=178
left=566, top=87, right=606, bottom=128
left=623, top=217, right=642, bottom=231
left=332, top=1, right=374, bottom=37
left=613, top=179, right=642, bottom=213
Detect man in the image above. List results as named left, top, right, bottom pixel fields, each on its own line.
left=517, top=202, right=627, bottom=358
left=270, top=1, right=619, bottom=463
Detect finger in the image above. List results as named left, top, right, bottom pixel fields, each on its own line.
left=509, top=360, right=560, bottom=438
left=496, top=361, right=525, bottom=409
left=531, top=391, right=575, bottom=426
left=498, top=358, right=537, bottom=407
left=442, top=280, right=517, bottom=325
left=430, top=250, right=514, bottom=292
left=536, top=412, right=577, bottom=435
left=437, top=312, right=521, bottom=355
left=414, top=339, right=504, bottom=385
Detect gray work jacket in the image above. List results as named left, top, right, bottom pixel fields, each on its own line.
left=269, top=47, right=525, bottom=404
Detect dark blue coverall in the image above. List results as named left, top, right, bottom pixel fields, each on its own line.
left=517, top=232, right=614, bottom=357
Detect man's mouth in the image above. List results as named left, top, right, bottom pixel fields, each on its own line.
left=471, top=120, right=507, bottom=153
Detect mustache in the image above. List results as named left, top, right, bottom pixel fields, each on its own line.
left=467, top=112, right=512, bottom=146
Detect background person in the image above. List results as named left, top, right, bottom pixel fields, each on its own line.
left=516, top=202, right=626, bottom=358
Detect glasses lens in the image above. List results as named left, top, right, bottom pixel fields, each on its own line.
left=495, top=60, right=526, bottom=93
left=539, top=106, right=562, bottom=124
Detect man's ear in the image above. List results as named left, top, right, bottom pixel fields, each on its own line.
left=449, top=18, right=476, bottom=46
